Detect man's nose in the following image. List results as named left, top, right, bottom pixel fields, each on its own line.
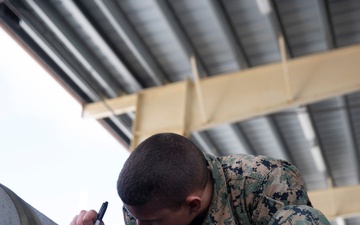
left=137, top=221, right=150, bottom=225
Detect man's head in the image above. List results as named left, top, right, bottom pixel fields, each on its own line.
left=117, top=133, right=212, bottom=225
left=117, top=133, right=210, bottom=224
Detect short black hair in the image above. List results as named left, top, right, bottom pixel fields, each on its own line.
left=117, top=133, right=208, bottom=209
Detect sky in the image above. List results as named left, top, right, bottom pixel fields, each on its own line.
left=0, top=28, right=129, bottom=224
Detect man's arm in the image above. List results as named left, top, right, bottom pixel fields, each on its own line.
left=269, top=205, right=331, bottom=225
left=250, top=158, right=312, bottom=224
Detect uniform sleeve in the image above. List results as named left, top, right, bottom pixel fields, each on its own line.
left=269, top=205, right=331, bottom=225
left=122, top=206, right=137, bottom=225
left=250, top=159, right=312, bottom=225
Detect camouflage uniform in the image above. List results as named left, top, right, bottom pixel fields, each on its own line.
left=269, top=205, right=330, bottom=225
left=123, top=154, right=330, bottom=225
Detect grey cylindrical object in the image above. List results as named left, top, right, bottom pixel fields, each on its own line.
left=0, top=183, right=58, bottom=225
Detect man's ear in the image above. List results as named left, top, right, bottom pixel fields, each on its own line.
left=186, top=196, right=202, bottom=213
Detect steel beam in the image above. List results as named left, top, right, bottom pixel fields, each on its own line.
left=83, top=44, right=360, bottom=148
left=309, top=184, right=360, bottom=219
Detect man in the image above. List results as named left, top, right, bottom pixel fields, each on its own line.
left=71, top=133, right=330, bottom=225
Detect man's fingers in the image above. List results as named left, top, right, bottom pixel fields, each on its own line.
left=82, top=210, right=98, bottom=225
left=70, top=210, right=101, bottom=225
left=73, top=210, right=87, bottom=225
left=70, top=215, right=78, bottom=225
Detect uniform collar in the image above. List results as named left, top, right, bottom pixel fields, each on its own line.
left=202, top=154, right=236, bottom=225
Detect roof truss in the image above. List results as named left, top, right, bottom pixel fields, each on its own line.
left=83, top=44, right=360, bottom=148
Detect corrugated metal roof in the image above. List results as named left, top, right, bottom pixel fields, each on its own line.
left=345, top=215, right=360, bottom=225
left=238, top=116, right=290, bottom=161
left=309, top=97, right=359, bottom=187
left=223, top=0, right=280, bottom=66
left=275, top=0, right=329, bottom=56
left=272, top=109, right=328, bottom=190
left=329, top=0, right=360, bottom=47
left=168, top=0, right=242, bottom=75
left=205, top=124, right=250, bottom=155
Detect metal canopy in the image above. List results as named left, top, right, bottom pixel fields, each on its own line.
left=1, top=0, right=360, bottom=222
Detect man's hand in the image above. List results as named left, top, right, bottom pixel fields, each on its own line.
left=70, top=210, right=105, bottom=225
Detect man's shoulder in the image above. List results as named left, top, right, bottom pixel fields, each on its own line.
left=217, top=154, right=285, bottom=180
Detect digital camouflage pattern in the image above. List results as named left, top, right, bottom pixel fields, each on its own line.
left=269, top=205, right=330, bottom=225
left=122, top=154, right=330, bottom=225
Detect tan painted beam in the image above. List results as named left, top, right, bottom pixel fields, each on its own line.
left=83, top=44, right=360, bottom=148
left=191, top=55, right=208, bottom=124
left=278, top=35, right=293, bottom=102
left=83, top=94, right=137, bottom=118
left=309, top=185, right=360, bottom=219
left=128, top=81, right=193, bottom=148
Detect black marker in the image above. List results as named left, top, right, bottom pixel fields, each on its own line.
left=94, top=201, right=108, bottom=225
